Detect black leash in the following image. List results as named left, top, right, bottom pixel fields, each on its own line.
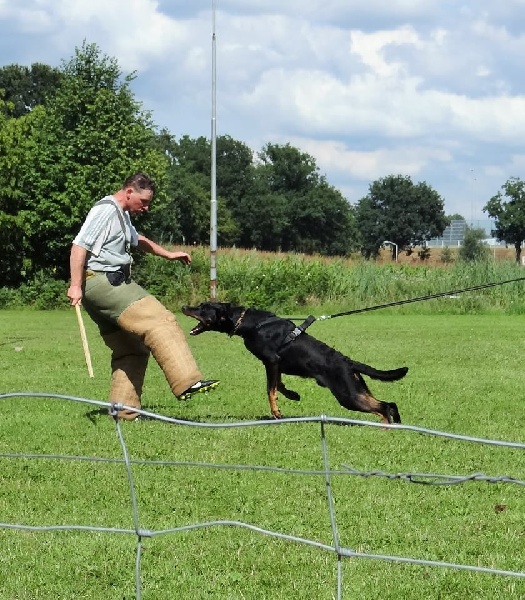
left=250, top=275, right=525, bottom=354
left=288, top=275, right=525, bottom=322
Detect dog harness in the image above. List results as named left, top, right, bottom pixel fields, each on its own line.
left=279, top=315, right=316, bottom=347
left=254, top=314, right=316, bottom=357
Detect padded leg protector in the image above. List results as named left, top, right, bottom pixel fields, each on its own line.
left=118, top=296, right=202, bottom=397
left=102, top=330, right=150, bottom=421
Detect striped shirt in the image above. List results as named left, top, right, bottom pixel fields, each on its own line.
left=73, top=195, right=139, bottom=271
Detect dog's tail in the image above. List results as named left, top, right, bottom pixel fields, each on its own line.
left=352, top=362, right=408, bottom=382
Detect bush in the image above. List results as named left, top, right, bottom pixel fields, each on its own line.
left=458, top=228, right=490, bottom=262
left=3, top=247, right=525, bottom=315
left=0, top=286, right=21, bottom=308
left=440, top=246, right=454, bottom=264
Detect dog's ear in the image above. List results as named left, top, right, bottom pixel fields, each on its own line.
left=217, top=303, right=231, bottom=321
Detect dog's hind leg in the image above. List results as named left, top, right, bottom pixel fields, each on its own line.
left=352, top=391, right=402, bottom=424
left=366, top=399, right=401, bottom=424
left=327, top=372, right=402, bottom=424
left=278, top=376, right=300, bottom=401
left=265, top=363, right=282, bottom=418
left=350, top=372, right=402, bottom=424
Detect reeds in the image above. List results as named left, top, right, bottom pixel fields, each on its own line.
left=134, top=247, right=525, bottom=315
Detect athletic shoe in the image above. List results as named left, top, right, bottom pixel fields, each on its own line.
left=178, top=379, right=220, bottom=400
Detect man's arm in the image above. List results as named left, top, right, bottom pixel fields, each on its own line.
left=67, top=244, right=88, bottom=305
left=137, top=234, right=191, bottom=265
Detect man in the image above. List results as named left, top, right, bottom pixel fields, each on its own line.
left=67, top=172, right=218, bottom=420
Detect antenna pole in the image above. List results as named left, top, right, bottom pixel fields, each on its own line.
left=210, top=0, right=218, bottom=299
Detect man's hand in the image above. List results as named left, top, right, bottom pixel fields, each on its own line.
left=137, top=235, right=191, bottom=264
left=166, top=251, right=191, bottom=265
left=67, top=284, right=83, bottom=306
left=68, top=244, right=88, bottom=306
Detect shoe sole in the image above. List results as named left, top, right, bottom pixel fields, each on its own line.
left=178, top=381, right=220, bottom=401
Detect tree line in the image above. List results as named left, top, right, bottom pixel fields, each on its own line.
left=1, top=41, right=523, bottom=288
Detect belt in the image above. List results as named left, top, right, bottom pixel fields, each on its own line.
left=84, top=264, right=131, bottom=284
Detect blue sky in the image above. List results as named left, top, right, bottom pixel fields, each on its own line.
left=1, top=0, right=525, bottom=223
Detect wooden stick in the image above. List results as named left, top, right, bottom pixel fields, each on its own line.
left=75, top=304, right=94, bottom=378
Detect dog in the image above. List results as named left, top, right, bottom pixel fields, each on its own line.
left=182, top=302, right=408, bottom=423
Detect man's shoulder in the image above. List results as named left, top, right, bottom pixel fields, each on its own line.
left=88, top=196, right=119, bottom=216
left=94, top=195, right=118, bottom=208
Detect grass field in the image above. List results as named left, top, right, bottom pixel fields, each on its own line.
left=1, top=307, right=525, bottom=599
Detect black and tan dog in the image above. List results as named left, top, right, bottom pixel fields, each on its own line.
left=182, top=302, right=408, bottom=423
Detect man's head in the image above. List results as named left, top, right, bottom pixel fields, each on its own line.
left=122, top=172, right=155, bottom=215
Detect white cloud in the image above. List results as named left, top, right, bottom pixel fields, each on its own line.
left=1, top=4, right=53, bottom=33
left=284, top=137, right=452, bottom=181
left=350, top=26, right=420, bottom=76
left=2, top=0, right=196, bottom=71
left=1, top=0, right=525, bottom=220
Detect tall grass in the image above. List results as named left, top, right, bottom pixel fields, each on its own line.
left=2, top=247, right=525, bottom=314
left=133, top=248, right=525, bottom=315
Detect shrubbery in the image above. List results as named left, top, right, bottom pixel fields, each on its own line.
left=2, top=247, right=525, bottom=315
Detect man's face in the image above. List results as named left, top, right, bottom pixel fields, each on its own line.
left=127, top=187, right=153, bottom=215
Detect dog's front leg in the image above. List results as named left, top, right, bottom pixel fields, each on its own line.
left=265, top=362, right=282, bottom=418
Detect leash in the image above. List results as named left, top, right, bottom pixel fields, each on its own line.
left=287, top=275, right=525, bottom=322
left=239, top=275, right=525, bottom=355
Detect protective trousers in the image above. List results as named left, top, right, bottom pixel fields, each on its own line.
left=102, top=330, right=150, bottom=420
left=116, top=295, right=202, bottom=410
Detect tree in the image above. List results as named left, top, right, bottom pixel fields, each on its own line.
left=440, top=246, right=454, bottom=264
left=235, top=192, right=289, bottom=250
left=153, top=136, right=358, bottom=255
left=484, top=177, right=525, bottom=263
left=0, top=63, right=63, bottom=118
left=180, top=134, right=248, bottom=244
left=355, top=174, right=448, bottom=259
left=216, top=135, right=254, bottom=208
left=251, top=143, right=358, bottom=255
left=284, top=183, right=359, bottom=255
left=458, top=227, right=489, bottom=262
left=256, top=142, right=320, bottom=194
left=1, top=42, right=168, bottom=281
left=150, top=133, right=241, bottom=246
left=0, top=100, right=39, bottom=285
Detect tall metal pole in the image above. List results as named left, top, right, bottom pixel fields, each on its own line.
left=210, top=0, right=218, bottom=299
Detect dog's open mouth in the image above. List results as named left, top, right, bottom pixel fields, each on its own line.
left=189, top=321, right=207, bottom=336
left=182, top=306, right=209, bottom=335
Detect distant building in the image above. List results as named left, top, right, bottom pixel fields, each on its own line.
left=427, top=219, right=467, bottom=247
left=427, top=219, right=504, bottom=247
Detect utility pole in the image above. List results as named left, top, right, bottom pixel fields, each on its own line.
left=210, top=0, right=218, bottom=299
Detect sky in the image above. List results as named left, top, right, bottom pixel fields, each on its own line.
left=1, top=1, right=525, bottom=225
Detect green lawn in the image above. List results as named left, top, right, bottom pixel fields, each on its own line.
left=1, top=308, right=525, bottom=599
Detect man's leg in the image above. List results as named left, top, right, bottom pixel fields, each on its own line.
left=102, top=329, right=150, bottom=420
left=117, top=296, right=205, bottom=397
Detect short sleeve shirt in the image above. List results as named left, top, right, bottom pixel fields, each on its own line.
left=73, top=195, right=139, bottom=271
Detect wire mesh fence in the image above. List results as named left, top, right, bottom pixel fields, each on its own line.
left=1, top=392, right=525, bottom=599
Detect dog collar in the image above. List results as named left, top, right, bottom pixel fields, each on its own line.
left=230, top=309, right=246, bottom=336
